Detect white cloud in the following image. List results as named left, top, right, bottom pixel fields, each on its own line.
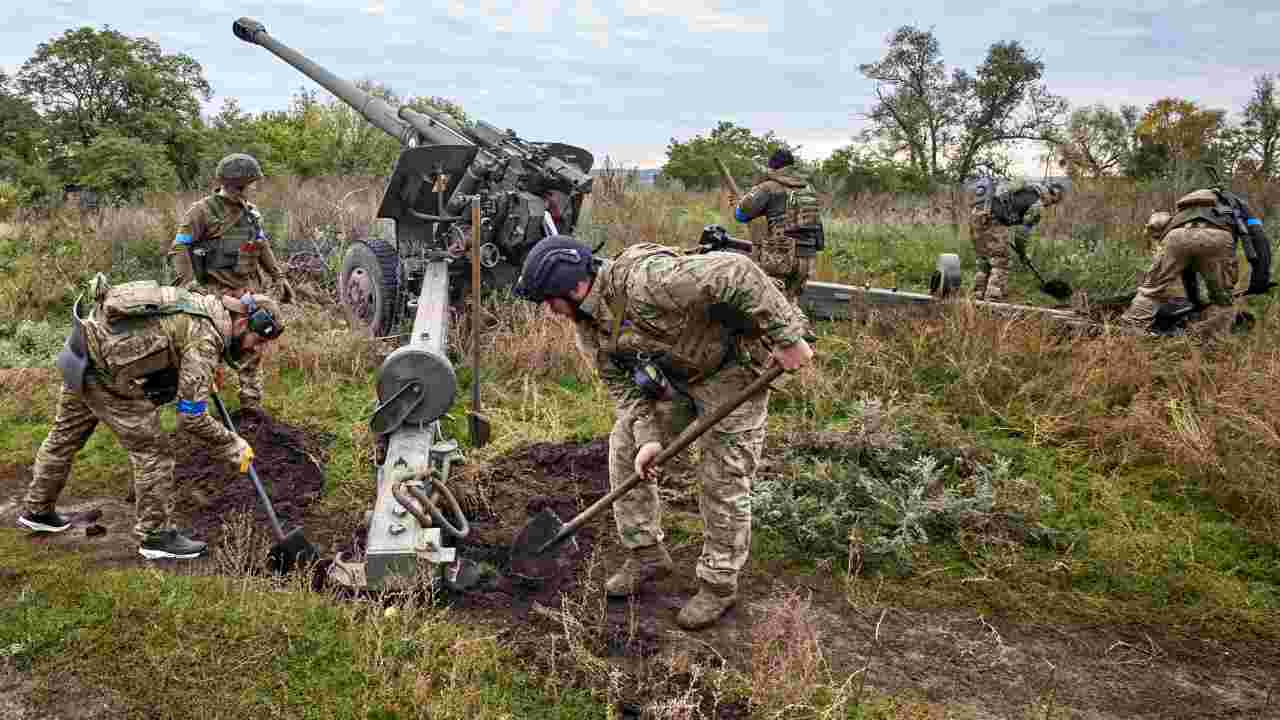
left=575, top=0, right=610, bottom=49
left=363, top=1, right=385, bottom=16
left=619, top=0, right=768, bottom=33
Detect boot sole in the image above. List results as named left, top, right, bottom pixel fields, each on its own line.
left=18, top=517, right=71, bottom=533
left=138, top=547, right=206, bottom=560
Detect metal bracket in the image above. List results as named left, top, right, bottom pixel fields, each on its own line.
left=416, top=527, right=456, bottom=563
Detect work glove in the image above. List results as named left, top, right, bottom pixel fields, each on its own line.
left=231, top=435, right=255, bottom=474
left=277, top=278, right=295, bottom=304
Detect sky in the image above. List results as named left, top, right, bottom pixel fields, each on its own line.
left=3, top=0, right=1278, bottom=175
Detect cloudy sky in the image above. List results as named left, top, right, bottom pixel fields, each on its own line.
left=4, top=1, right=1277, bottom=174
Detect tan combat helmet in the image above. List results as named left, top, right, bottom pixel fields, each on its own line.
left=1175, top=188, right=1219, bottom=210
left=1145, top=211, right=1172, bottom=238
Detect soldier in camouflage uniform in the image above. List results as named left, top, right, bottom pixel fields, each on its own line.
left=1121, top=189, right=1270, bottom=338
left=18, top=276, right=285, bottom=560
left=168, top=153, right=293, bottom=414
left=729, top=149, right=824, bottom=300
left=970, top=180, right=1065, bottom=302
left=514, top=236, right=814, bottom=630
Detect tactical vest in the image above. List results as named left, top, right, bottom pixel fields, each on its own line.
left=192, top=195, right=265, bottom=280
left=1160, top=204, right=1236, bottom=239
left=990, top=187, right=1040, bottom=227
left=781, top=186, right=823, bottom=256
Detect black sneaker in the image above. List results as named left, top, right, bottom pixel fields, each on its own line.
left=138, top=530, right=207, bottom=560
left=18, top=511, right=72, bottom=533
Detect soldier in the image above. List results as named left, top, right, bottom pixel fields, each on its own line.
left=169, top=153, right=294, bottom=415
left=513, top=236, right=814, bottom=630
left=729, top=148, right=824, bottom=300
left=970, top=179, right=1066, bottom=302
left=1122, top=188, right=1272, bottom=337
left=17, top=276, right=285, bottom=560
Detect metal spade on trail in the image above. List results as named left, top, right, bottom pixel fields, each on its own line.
left=211, top=392, right=320, bottom=574
left=509, top=364, right=786, bottom=582
left=1010, top=241, right=1072, bottom=301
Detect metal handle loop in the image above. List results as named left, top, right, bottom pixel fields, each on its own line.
left=390, top=470, right=470, bottom=539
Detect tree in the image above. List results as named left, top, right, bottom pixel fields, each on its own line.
left=15, top=26, right=211, bottom=186
left=1134, top=98, right=1224, bottom=173
left=818, top=143, right=931, bottom=197
left=661, top=121, right=796, bottom=190
left=1241, top=74, right=1280, bottom=178
left=0, top=71, right=45, bottom=169
left=74, top=131, right=179, bottom=203
left=1054, top=104, right=1139, bottom=178
left=860, top=26, right=1066, bottom=189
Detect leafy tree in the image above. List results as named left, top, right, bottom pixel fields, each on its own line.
left=0, top=71, right=45, bottom=169
left=1054, top=103, right=1140, bottom=178
left=74, top=131, right=179, bottom=204
left=1134, top=98, right=1224, bottom=173
left=15, top=26, right=211, bottom=187
left=818, top=144, right=932, bottom=197
left=1241, top=74, right=1280, bottom=178
left=860, top=26, right=1066, bottom=189
left=661, top=121, right=796, bottom=190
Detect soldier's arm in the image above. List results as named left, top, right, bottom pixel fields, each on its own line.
left=734, top=181, right=772, bottom=223
left=252, top=211, right=285, bottom=282
left=174, top=321, right=241, bottom=462
left=169, top=203, right=206, bottom=288
left=645, top=253, right=809, bottom=348
left=1023, top=199, right=1044, bottom=229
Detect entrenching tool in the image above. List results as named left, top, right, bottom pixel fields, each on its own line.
left=509, top=364, right=787, bottom=582
left=467, top=196, right=491, bottom=447
left=210, top=392, right=320, bottom=574
left=1010, top=241, right=1072, bottom=301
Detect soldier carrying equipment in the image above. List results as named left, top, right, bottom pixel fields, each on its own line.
left=729, top=149, right=824, bottom=300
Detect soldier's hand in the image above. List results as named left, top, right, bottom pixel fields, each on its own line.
left=727, top=191, right=739, bottom=209
left=278, top=279, right=295, bottom=304
left=634, top=442, right=664, bottom=482
left=212, top=366, right=226, bottom=392
left=770, top=339, right=814, bottom=371
left=232, top=436, right=255, bottom=474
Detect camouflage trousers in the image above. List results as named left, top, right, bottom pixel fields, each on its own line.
left=970, top=209, right=1011, bottom=301
left=608, top=365, right=767, bottom=591
left=193, top=280, right=263, bottom=407
left=27, top=376, right=177, bottom=539
left=1121, top=225, right=1238, bottom=338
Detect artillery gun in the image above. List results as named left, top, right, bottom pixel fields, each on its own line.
left=233, top=17, right=594, bottom=591
left=233, top=17, right=594, bottom=336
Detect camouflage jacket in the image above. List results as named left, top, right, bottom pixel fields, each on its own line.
left=735, top=170, right=814, bottom=236
left=573, top=243, right=809, bottom=447
left=82, top=290, right=242, bottom=463
left=170, top=191, right=284, bottom=292
left=988, top=181, right=1053, bottom=229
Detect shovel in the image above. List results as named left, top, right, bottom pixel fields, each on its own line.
left=1010, top=241, right=1072, bottom=301
left=509, top=364, right=786, bottom=581
left=210, top=392, right=320, bottom=574
left=468, top=196, right=492, bottom=447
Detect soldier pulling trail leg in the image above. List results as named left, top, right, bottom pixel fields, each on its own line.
left=169, top=153, right=294, bottom=415
left=513, top=235, right=814, bottom=630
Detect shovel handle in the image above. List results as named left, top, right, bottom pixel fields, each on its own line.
left=542, top=364, right=785, bottom=551
left=210, top=392, right=287, bottom=542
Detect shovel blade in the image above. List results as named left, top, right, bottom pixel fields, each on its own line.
left=267, top=527, right=320, bottom=575
left=509, top=508, right=569, bottom=581
left=468, top=412, right=492, bottom=448
left=1042, top=279, right=1073, bottom=301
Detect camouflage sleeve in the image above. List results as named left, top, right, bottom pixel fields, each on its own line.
left=640, top=252, right=808, bottom=348
left=174, top=319, right=240, bottom=463
left=735, top=181, right=772, bottom=223
left=170, top=202, right=206, bottom=288
left=257, top=230, right=284, bottom=282
left=1023, top=199, right=1043, bottom=229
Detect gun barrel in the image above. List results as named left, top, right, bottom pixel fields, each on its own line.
left=233, top=17, right=463, bottom=148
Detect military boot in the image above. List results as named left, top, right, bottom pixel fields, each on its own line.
left=139, top=529, right=207, bottom=560
left=604, top=543, right=674, bottom=598
left=676, top=581, right=737, bottom=630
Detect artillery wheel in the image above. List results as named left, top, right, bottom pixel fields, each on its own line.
left=930, top=253, right=962, bottom=298
left=339, top=240, right=400, bottom=336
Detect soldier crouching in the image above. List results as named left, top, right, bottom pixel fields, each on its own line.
left=18, top=275, right=285, bottom=560
left=513, top=236, right=815, bottom=630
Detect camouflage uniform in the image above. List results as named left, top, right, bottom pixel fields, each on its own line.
left=734, top=169, right=822, bottom=300
left=971, top=181, right=1059, bottom=302
left=572, top=244, right=809, bottom=592
left=25, top=287, right=245, bottom=539
left=1122, top=192, right=1240, bottom=338
left=169, top=190, right=285, bottom=408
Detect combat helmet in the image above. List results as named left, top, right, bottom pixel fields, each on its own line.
left=1145, top=211, right=1172, bottom=238
left=1175, top=189, right=1219, bottom=211
left=513, top=236, right=595, bottom=303
left=215, top=153, right=264, bottom=186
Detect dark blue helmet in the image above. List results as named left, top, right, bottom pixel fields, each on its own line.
left=513, top=236, right=594, bottom=303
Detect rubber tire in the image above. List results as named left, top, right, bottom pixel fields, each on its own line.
left=339, top=240, right=400, bottom=336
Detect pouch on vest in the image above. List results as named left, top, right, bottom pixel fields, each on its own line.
left=55, top=297, right=91, bottom=392
left=782, top=188, right=823, bottom=257
left=101, top=281, right=201, bottom=324
left=100, top=332, right=172, bottom=384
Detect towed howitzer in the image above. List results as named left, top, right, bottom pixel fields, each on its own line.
left=234, top=17, right=594, bottom=336
left=234, top=17, right=590, bottom=591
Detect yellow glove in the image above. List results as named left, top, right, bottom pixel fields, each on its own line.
left=232, top=436, right=255, bottom=474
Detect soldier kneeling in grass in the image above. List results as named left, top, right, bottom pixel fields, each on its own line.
left=17, top=275, right=284, bottom=560
left=513, top=236, right=814, bottom=630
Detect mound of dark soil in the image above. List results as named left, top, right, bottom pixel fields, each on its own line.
left=173, top=410, right=330, bottom=546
